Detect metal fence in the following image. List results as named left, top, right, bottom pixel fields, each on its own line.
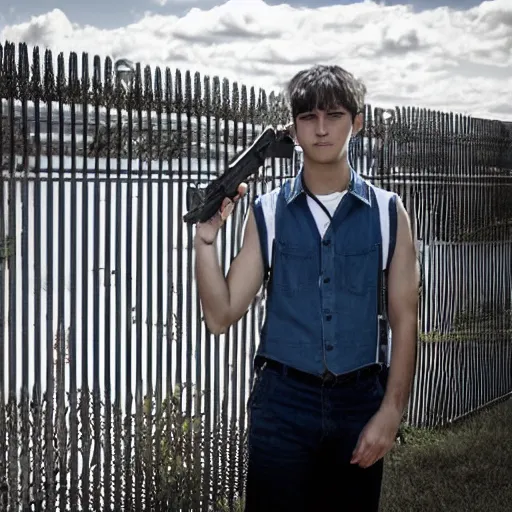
left=0, top=40, right=511, bottom=511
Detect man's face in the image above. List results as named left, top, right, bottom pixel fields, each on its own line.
left=294, top=105, right=362, bottom=165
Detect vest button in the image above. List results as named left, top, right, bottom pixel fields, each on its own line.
left=326, top=344, right=334, bottom=351
left=326, top=314, right=332, bottom=321
left=322, top=239, right=330, bottom=246
left=323, top=277, right=330, bottom=283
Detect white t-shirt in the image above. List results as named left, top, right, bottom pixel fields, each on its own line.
left=306, top=191, right=347, bottom=238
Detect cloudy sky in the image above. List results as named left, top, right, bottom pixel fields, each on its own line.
left=1, top=0, right=511, bottom=121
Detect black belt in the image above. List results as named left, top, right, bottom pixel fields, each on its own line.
left=255, top=356, right=382, bottom=387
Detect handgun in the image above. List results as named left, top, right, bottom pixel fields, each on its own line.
left=183, top=125, right=296, bottom=224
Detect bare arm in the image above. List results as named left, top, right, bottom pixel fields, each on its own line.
left=381, top=196, right=420, bottom=415
left=346, top=196, right=420, bottom=469
left=195, top=206, right=265, bottom=335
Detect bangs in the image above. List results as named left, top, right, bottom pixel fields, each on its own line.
left=293, top=84, right=346, bottom=116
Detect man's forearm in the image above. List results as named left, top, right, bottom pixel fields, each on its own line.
left=381, top=312, right=417, bottom=415
left=195, top=236, right=231, bottom=334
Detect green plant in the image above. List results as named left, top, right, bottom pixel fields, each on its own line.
left=215, top=495, right=246, bottom=511
left=136, top=385, right=204, bottom=510
left=134, top=384, right=247, bottom=511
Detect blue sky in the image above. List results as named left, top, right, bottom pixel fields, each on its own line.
left=0, top=0, right=488, bottom=31
left=1, top=0, right=511, bottom=121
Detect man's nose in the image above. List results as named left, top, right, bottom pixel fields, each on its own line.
left=315, top=115, right=328, bottom=136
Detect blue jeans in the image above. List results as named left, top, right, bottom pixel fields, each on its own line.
left=245, top=361, right=386, bottom=511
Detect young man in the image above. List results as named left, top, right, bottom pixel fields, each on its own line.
left=194, top=65, right=419, bottom=511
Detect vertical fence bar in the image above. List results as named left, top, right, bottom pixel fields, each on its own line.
left=192, top=70, right=203, bottom=512
left=237, top=84, right=249, bottom=502
left=211, top=75, right=221, bottom=506
left=91, top=55, right=103, bottom=512
left=43, top=47, right=57, bottom=512
left=164, top=65, right=174, bottom=411
left=230, top=82, right=242, bottom=505
left=174, top=70, right=184, bottom=413
left=123, top=64, right=134, bottom=512
left=113, top=64, right=124, bottom=509
left=133, top=61, right=144, bottom=512
left=0, top=42, right=6, bottom=512
left=19, top=42, right=31, bottom=512
left=102, top=56, right=114, bottom=512
left=474, top=119, right=483, bottom=410
left=153, top=64, right=164, bottom=512
left=226, top=82, right=237, bottom=509
left=143, top=64, right=155, bottom=511
left=220, top=78, right=230, bottom=502
left=183, top=70, right=194, bottom=511
left=66, top=50, right=79, bottom=512
left=201, top=74, right=212, bottom=512
left=30, top=46, right=44, bottom=512
left=56, top=52, right=68, bottom=511
left=79, top=53, right=91, bottom=512
left=6, top=43, right=19, bottom=510
left=164, top=68, right=175, bottom=508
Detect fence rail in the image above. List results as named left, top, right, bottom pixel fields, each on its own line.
left=0, top=40, right=511, bottom=511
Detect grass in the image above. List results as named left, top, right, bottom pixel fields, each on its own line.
left=380, top=397, right=512, bottom=512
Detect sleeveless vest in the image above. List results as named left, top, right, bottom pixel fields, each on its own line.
left=253, top=166, right=398, bottom=376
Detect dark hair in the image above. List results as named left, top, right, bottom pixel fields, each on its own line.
left=286, top=65, right=367, bottom=121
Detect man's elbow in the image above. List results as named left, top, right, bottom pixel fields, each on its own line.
left=203, top=311, right=232, bottom=336
left=206, top=322, right=228, bottom=336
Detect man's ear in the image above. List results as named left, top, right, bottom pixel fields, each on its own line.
left=352, top=112, right=364, bottom=136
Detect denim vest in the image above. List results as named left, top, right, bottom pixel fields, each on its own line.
left=253, top=167, right=398, bottom=376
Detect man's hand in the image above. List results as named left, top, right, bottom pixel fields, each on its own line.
left=350, top=404, right=402, bottom=469
left=195, top=183, right=248, bottom=245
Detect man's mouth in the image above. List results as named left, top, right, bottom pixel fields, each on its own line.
left=314, top=142, right=332, bottom=146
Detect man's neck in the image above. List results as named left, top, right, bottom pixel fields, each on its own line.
left=302, top=158, right=351, bottom=196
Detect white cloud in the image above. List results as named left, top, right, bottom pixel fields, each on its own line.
left=1, top=0, right=511, bottom=121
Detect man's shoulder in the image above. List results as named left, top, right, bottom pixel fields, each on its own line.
left=366, top=181, right=398, bottom=202
left=367, top=182, right=400, bottom=218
